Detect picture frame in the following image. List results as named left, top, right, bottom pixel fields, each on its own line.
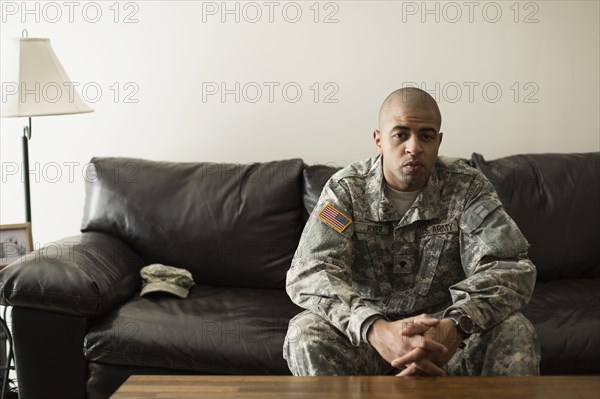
left=0, top=222, right=33, bottom=269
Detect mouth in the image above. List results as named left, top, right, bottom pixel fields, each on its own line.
left=402, top=160, right=425, bottom=173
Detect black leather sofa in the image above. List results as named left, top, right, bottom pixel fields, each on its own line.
left=0, top=152, right=598, bottom=399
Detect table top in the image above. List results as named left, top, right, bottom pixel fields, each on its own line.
left=110, top=375, right=600, bottom=399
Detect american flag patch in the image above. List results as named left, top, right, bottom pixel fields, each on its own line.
left=318, top=203, right=352, bottom=233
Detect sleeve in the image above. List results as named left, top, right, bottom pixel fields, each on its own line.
left=446, top=176, right=537, bottom=331
left=286, top=177, right=384, bottom=346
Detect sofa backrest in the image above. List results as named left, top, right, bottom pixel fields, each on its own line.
left=81, top=157, right=305, bottom=289
left=301, top=164, right=342, bottom=220
left=471, top=152, right=600, bottom=282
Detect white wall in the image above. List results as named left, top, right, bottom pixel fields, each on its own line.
left=1, top=0, right=599, bottom=246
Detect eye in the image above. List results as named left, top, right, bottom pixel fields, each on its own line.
left=421, top=133, right=435, bottom=141
left=393, top=131, right=407, bottom=140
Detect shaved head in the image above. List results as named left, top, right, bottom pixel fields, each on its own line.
left=374, top=87, right=443, bottom=191
left=378, top=87, right=441, bottom=131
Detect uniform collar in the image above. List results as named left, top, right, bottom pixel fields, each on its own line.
left=365, top=155, right=443, bottom=224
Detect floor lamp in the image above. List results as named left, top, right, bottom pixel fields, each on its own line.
left=0, top=34, right=93, bottom=398
left=0, top=32, right=94, bottom=223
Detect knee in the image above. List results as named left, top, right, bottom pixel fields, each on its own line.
left=471, top=312, right=541, bottom=375
left=283, top=311, right=347, bottom=375
left=488, top=312, right=539, bottom=348
left=283, top=311, right=336, bottom=359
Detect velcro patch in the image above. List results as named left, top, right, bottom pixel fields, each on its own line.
left=354, top=222, right=391, bottom=235
left=462, top=198, right=502, bottom=232
left=318, top=204, right=352, bottom=233
left=416, top=221, right=458, bottom=237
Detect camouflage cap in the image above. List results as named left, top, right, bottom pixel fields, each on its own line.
left=140, top=264, right=195, bottom=298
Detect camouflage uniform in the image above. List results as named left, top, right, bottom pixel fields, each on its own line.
left=284, top=155, right=540, bottom=375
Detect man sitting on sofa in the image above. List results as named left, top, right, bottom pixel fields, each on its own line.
left=284, top=87, right=541, bottom=376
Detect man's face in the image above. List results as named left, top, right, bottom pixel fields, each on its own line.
left=374, top=103, right=443, bottom=192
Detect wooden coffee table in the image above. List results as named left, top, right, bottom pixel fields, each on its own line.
left=110, top=375, right=600, bottom=398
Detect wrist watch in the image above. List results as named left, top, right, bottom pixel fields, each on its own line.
left=447, top=311, right=477, bottom=339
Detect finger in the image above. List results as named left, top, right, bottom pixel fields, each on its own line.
left=401, top=322, right=429, bottom=336
left=401, top=317, right=439, bottom=336
left=414, top=314, right=440, bottom=326
left=412, top=359, right=447, bottom=376
left=391, top=347, right=427, bottom=369
left=390, top=340, right=447, bottom=369
left=393, top=352, right=446, bottom=376
left=401, top=321, right=438, bottom=336
left=396, top=363, right=418, bottom=376
left=413, top=336, right=448, bottom=354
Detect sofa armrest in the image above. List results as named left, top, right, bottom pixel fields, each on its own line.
left=0, top=232, right=145, bottom=317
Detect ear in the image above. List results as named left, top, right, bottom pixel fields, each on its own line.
left=438, top=132, right=443, bottom=147
left=373, top=129, right=383, bottom=154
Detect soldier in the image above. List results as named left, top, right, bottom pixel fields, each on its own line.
left=284, top=87, right=540, bottom=376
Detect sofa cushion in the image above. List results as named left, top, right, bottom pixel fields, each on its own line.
left=84, top=286, right=302, bottom=375
left=522, top=278, right=600, bottom=374
left=471, top=152, right=600, bottom=281
left=81, top=158, right=305, bottom=289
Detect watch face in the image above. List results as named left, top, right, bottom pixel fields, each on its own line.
left=459, top=315, right=475, bottom=334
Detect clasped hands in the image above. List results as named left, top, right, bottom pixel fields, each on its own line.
left=367, top=314, right=463, bottom=376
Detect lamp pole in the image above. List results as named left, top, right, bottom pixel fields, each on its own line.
left=22, top=117, right=32, bottom=223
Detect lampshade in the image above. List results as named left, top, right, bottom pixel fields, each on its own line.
left=0, top=37, right=94, bottom=118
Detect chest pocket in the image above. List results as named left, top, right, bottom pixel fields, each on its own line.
left=353, top=233, right=393, bottom=299
left=415, top=235, right=445, bottom=296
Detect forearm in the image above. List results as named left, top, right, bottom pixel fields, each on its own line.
left=287, top=258, right=383, bottom=345
left=449, top=255, right=536, bottom=330
left=457, top=180, right=537, bottom=330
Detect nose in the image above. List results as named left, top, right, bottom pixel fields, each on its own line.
left=405, top=135, right=423, bottom=156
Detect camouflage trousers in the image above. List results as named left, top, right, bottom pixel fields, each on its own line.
left=283, top=310, right=541, bottom=376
